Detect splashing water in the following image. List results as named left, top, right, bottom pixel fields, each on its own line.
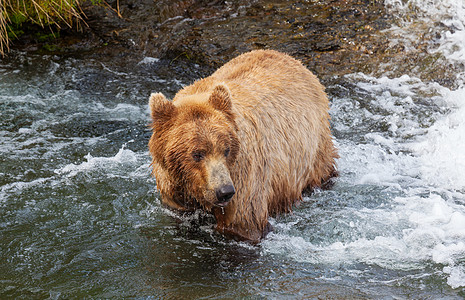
left=1, top=0, right=465, bottom=298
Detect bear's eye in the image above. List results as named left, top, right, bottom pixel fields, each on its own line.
left=192, top=151, right=205, bottom=162
left=224, top=147, right=231, bottom=157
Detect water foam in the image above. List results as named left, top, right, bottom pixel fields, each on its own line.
left=385, top=0, right=465, bottom=82
left=263, top=191, right=465, bottom=286
left=56, top=147, right=138, bottom=177
left=345, top=74, right=465, bottom=193
left=411, top=87, right=465, bottom=191
left=138, top=57, right=160, bottom=65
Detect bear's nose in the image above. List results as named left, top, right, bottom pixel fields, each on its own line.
left=215, top=184, right=235, bottom=205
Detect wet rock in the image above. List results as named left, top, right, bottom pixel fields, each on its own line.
left=8, top=0, right=459, bottom=87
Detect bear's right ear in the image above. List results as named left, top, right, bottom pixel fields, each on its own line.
left=149, top=93, right=176, bottom=127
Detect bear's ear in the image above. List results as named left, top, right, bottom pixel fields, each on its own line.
left=208, top=84, right=233, bottom=114
left=149, top=93, right=176, bottom=127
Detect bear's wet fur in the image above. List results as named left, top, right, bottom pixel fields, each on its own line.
left=148, top=50, right=338, bottom=242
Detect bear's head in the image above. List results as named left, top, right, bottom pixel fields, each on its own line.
left=149, top=84, right=240, bottom=211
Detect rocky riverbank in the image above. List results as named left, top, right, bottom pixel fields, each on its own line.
left=8, top=0, right=460, bottom=86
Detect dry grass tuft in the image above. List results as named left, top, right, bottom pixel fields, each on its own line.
left=0, top=0, right=85, bottom=56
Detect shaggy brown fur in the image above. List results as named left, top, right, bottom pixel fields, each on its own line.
left=148, top=50, right=338, bottom=242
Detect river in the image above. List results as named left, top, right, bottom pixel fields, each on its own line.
left=1, top=0, right=464, bottom=298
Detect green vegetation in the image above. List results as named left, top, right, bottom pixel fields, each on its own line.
left=0, top=0, right=84, bottom=56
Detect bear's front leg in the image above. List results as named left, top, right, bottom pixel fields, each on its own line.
left=213, top=206, right=272, bottom=243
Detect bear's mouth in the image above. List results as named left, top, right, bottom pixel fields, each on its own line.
left=214, top=200, right=230, bottom=208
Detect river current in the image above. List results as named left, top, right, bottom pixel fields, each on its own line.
left=1, top=0, right=465, bottom=298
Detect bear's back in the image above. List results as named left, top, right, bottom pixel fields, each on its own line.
left=211, top=50, right=327, bottom=112
left=213, top=49, right=308, bottom=82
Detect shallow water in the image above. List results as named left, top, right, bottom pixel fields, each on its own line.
left=2, top=0, right=465, bottom=298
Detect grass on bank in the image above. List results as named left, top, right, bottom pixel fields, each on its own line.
left=0, top=0, right=85, bottom=56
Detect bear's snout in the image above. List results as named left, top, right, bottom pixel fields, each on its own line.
left=215, top=184, right=235, bottom=205
left=206, top=158, right=234, bottom=206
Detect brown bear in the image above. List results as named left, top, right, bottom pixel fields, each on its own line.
left=148, top=50, right=338, bottom=242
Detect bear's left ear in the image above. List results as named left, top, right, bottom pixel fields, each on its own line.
left=209, top=84, right=233, bottom=115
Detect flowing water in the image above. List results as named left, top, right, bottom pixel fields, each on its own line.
left=1, top=1, right=465, bottom=298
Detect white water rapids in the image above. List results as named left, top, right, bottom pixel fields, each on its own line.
left=0, top=0, right=464, bottom=298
